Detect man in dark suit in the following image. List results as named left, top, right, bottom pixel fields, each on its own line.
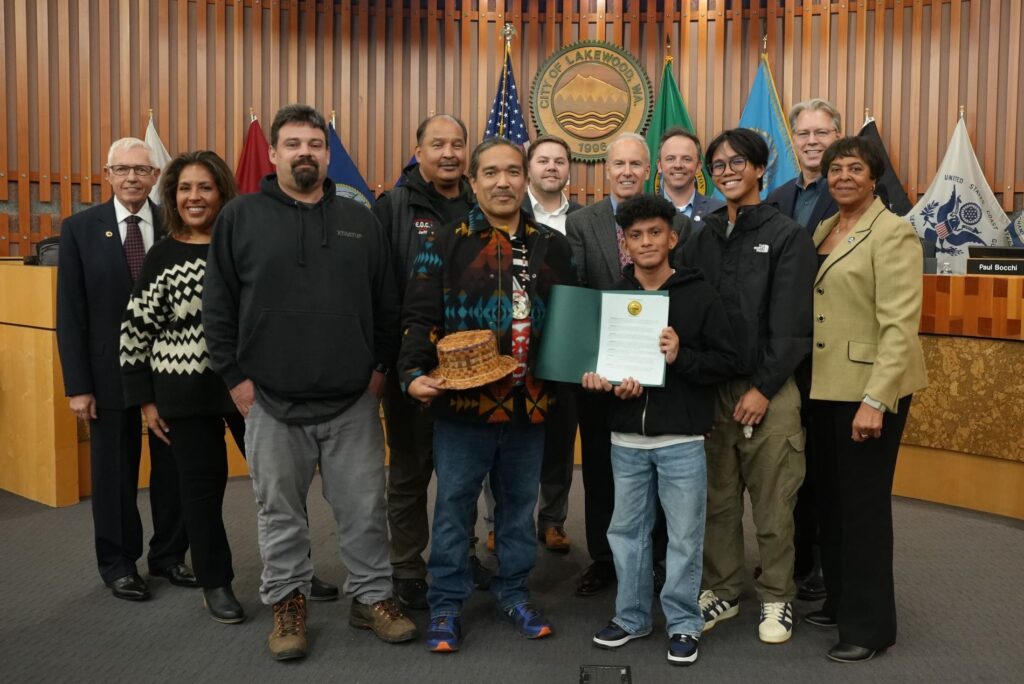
left=766, top=99, right=842, bottom=603
left=656, top=127, right=724, bottom=228
left=57, top=137, right=193, bottom=601
left=767, top=99, right=841, bottom=235
left=565, top=134, right=692, bottom=596
left=520, top=135, right=581, bottom=553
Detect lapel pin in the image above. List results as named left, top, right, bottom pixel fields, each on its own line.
left=847, top=236, right=856, bottom=244
left=105, top=230, right=114, bottom=238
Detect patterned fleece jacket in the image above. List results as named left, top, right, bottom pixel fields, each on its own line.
left=398, top=206, right=577, bottom=424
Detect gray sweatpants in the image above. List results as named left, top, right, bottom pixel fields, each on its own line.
left=245, top=391, right=392, bottom=605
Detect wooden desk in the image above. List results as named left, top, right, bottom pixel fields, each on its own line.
left=894, top=274, right=1024, bottom=520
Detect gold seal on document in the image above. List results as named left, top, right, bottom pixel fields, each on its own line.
left=627, top=300, right=643, bottom=316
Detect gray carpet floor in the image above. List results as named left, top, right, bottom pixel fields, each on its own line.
left=1, top=469, right=1022, bottom=683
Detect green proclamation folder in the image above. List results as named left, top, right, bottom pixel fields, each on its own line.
left=536, top=284, right=669, bottom=387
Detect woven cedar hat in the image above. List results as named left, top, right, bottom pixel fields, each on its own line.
left=428, top=329, right=517, bottom=390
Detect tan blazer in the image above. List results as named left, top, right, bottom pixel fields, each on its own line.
left=809, top=198, right=928, bottom=410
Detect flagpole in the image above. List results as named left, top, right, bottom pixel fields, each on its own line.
left=249, top=107, right=256, bottom=123
left=498, top=23, right=516, bottom=138
left=331, top=110, right=336, bottom=129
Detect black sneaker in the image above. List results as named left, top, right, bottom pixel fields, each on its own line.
left=309, top=574, right=339, bottom=602
left=667, top=634, right=699, bottom=666
left=393, top=577, right=429, bottom=610
left=593, top=621, right=652, bottom=649
left=470, top=555, right=493, bottom=591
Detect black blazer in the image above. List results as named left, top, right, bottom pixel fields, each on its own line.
left=519, top=194, right=583, bottom=225
left=56, top=199, right=165, bottom=410
left=767, top=177, right=838, bottom=233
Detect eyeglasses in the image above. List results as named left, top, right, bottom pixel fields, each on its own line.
left=793, top=128, right=837, bottom=140
left=107, top=165, right=157, bottom=177
left=709, top=156, right=748, bottom=176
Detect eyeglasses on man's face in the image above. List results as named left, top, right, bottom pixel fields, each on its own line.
left=709, top=156, right=748, bottom=176
left=793, top=128, right=837, bottom=141
left=107, top=165, right=157, bottom=177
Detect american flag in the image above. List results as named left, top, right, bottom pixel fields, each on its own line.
left=484, top=51, right=528, bottom=144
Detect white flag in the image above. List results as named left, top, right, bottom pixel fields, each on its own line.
left=904, top=118, right=1010, bottom=274
left=144, top=116, right=173, bottom=204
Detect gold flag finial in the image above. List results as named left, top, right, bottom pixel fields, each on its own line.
left=500, top=22, right=517, bottom=46
left=665, top=32, right=673, bottom=64
left=958, top=105, right=965, bottom=119
left=331, top=110, right=336, bottom=128
left=249, top=107, right=255, bottom=122
left=148, top=108, right=154, bottom=120
left=865, top=107, right=871, bottom=119
left=762, top=34, right=768, bottom=54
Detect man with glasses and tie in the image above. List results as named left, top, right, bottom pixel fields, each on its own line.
left=57, top=137, right=193, bottom=601
left=677, top=129, right=816, bottom=646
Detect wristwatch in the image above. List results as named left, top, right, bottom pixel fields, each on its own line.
left=862, top=395, right=885, bottom=411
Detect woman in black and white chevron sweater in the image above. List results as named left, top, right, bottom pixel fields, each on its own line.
left=120, top=150, right=245, bottom=624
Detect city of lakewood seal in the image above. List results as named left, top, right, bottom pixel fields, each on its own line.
left=531, top=41, right=653, bottom=162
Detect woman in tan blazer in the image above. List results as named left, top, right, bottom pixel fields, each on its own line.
left=804, top=137, right=928, bottom=663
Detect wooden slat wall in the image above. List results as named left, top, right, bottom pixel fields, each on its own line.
left=2, top=0, right=1023, bottom=256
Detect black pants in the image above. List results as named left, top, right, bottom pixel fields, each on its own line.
left=537, top=383, right=577, bottom=529
left=164, top=413, right=245, bottom=589
left=809, top=395, right=912, bottom=650
left=90, top=408, right=187, bottom=584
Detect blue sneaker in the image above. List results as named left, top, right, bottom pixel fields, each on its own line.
left=424, top=615, right=462, bottom=653
left=505, top=603, right=553, bottom=639
left=667, top=634, right=699, bottom=666
left=593, top=621, right=652, bottom=649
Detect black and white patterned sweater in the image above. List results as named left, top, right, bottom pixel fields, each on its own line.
left=120, top=238, right=235, bottom=419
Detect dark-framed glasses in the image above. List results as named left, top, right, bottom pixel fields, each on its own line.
left=107, top=165, right=156, bottom=177
left=709, top=156, right=748, bottom=176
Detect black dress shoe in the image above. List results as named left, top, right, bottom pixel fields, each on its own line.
left=827, top=642, right=882, bottom=663
left=393, top=577, right=429, bottom=610
left=576, top=562, right=616, bottom=597
left=803, top=609, right=838, bottom=628
left=149, top=562, right=199, bottom=588
left=203, top=586, right=245, bottom=624
left=106, top=573, right=151, bottom=601
left=797, top=571, right=827, bottom=602
left=309, top=574, right=339, bottom=601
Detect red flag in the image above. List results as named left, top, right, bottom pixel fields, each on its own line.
left=235, top=119, right=273, bottom=194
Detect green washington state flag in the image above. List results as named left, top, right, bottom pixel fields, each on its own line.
left=644, top=57, right=713, bottom=197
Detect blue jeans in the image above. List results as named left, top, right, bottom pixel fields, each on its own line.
left=608, top=440, right=707, bottom=636
left=428, top=418, right=544, bottom=618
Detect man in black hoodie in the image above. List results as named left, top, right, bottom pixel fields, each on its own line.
left=677, top=129, right=816, bottom=646
left=373, top=114, right=490, bottom=609
left=203, top=104, right=415, bottom=661
left=584, top=195, right=737, bottom=667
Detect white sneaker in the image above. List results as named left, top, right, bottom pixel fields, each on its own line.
left=699, top=589, right=739, bottom=632
left=758, top=601, right=794, bottom=643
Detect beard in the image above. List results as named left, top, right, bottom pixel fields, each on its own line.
left=292, top=158, right=321, bottom=191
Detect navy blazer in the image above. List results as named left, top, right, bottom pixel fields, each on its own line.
left=56, top=199, right=165, bottom=410
left=767, top=177, right=838, bottom=233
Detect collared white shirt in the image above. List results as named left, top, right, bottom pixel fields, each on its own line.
left=663, top=186, right=697, bottom=219
left=113, top=197, right=156, bottom=251
left=528, top=187, right=570, bottom=234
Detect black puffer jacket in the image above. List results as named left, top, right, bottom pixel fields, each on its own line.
left=606, top=266, right=739, bottom=437
left=373, top=162, right=474, bottom=296
left=676, top=203, right=816, bottom=399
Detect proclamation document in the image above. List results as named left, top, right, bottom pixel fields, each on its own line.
left=595, top=292, right=670, bottom=387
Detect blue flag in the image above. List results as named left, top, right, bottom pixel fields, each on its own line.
left=327, top=123, right=374, bottom=207
left=736, top=55, right=800, bottom=199
left=484, top=50, right=528, bottom=144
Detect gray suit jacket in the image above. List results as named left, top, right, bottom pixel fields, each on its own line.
left=566, top=196, right=692, bottom=290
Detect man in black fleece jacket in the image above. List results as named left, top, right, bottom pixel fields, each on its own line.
left=203, top=104, right=414, bottom=661
left=676, top=128, right=816, bottom=646
left=583, top=195, right=737, bottom=667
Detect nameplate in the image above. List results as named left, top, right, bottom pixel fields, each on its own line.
left=966, top=258, right=1024, bottom=275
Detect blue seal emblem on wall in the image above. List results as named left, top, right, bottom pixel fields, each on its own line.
left=531, top=41, right=653, bottom=163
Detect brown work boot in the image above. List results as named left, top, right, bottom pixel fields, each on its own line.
left=349, top=597, right=418, bottom=643
left=268, top=590, right=307, bottom=661
left=539, top=526, right=571, bottom=553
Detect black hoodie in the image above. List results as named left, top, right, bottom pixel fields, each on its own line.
left=203, top=174, right=400, bottom=424
left=606, top=265, right=739, bottom=437
left=373, top=162, right=474, bottom=296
